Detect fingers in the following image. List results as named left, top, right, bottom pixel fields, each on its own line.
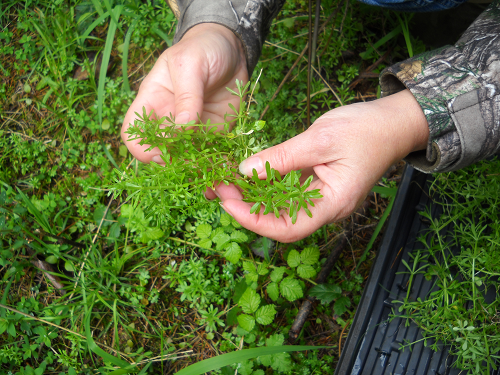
left=215, top=181, right=332, bottom=243
left=238, top=123, right=338, bottom=178
left=168, top=52, right=206, bottom=125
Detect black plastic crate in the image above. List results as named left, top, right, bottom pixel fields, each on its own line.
left=334, top=165, right=499, bottom=375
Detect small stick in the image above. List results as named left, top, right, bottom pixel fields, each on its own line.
left=259, top=7, right=339, bottom=120
left=259, top=42, right=309, bottom=120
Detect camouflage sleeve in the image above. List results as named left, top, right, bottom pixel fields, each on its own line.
left=380, top=1, right=500, bottom=173
left=166, top=0, right=285, bottom=77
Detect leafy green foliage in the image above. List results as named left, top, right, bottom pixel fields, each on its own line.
left=110, top=80, right=322, bottom=225
left=309, top=284, right=342, bottom=304
left=0, top=0, right=408, bottom=373
left=394, top=158, right=500, bottom=374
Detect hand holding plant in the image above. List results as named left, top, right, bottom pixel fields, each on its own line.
left=216, top=89, right=430, bottom=242
left=121, top=23, right=248, bottom=164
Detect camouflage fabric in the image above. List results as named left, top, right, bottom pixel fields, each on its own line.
left=168, top=0, right=285, bottom=77
left=380, top=0, right=500, bottom=172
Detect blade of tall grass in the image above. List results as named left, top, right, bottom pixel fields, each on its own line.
left=122, top=18, right=139, bottom=93
left=357, top=192, right=397, bottom=268
left=396, top=13, right=413, bottom=58
left=359, top=25, right=401, bottom=60
left=153, top=28, right=172, bottom=48
left=82, top=274, right=135, bottom=371
left=98, top=5, right=123, bottom=125
left=101, top=140, right=120, bottom=169
left=79, top=10, right=111, bottom=45
left=16, top=187, right=53, bottom=235
left=103, top=0, right=124, bottom=35
left=89, top=0, right=105, bottom=18
left=175, top=345, right=330, bottom=375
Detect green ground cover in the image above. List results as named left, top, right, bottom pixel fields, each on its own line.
left=0, top=0, right=420, bottom=374
left=396, top=159, right=500, bottom=375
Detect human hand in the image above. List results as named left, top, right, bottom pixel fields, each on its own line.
left=215, top=89, right=430, bottom=242
left=121, top=23, right=248, bottom=164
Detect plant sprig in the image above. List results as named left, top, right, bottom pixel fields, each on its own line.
left=110, top=80, right=322, bottom=224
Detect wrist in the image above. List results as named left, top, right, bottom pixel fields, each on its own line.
left=373, top=89, right=429, bottom=162
left=183, top=23, right=248, bottom=75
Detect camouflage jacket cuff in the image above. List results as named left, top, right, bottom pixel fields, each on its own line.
left=167, top=0, right=285, bottom=77
left=379, top=1, right=500, bottom=173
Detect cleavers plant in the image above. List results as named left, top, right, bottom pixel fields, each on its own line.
left=110, top=80, right=322, bottom=228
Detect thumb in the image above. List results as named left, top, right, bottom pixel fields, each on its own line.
left=238, top=128, right=332, bottom=177
left=169, top=55, right=206, bottom=124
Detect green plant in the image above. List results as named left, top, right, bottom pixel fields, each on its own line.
left=393, top=158, right=500, bottom=375
left=111, top=80, right=322, bottom=226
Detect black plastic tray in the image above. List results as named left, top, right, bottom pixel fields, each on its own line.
left=334, top=165, right=499, bottom=375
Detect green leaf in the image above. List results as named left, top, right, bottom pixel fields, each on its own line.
left=270, top=267, right=286, bottom=283
left=256, top=262, right=269, bottom=276
left=253, top=120, right=266, bottom=131
left=231, top=230, right=248, bottom=243
left=242, top=261, right=257, bottom=274
left=287, top=250, right=301, bottom=268
left=224, top=242, right=242, bottom=264
left=282, top=17, right=295, bottom=28
left=7, top=322, right=16, bottom=337
left=237, top=314, right=255, bottom=332
left=174, top=345, right=328, bottom=375
left=259, top=334, right=293, bottom=372
left=267, top=282, right=279, bottom=302
left=198, top=238, right=212, bottom=249
left=220, top=213, right=232, bottom=227
left=309, top=284, right=342, bottom=304
left=239, top=288, right=261, bottom=314
left=236, top=360, right=254, bottom=375
left=213, top=232, right=231, bottom=250
left=301, top=247, right=320, bottom=265
left=280, top=277, right=303, bottom=301
left=196, top=224, right=212, bottom=239
left=250, top=202, right=261, bottom=215
left=140, top=227, right=164, bottom=243
left=242, top=262, right=259, bottom=282
left=108, top=222, right=121, bottom=239
left=334, top=296, right=351, bottom=316
left=255, top=305, right=277, bottom=325
left=266, top=333, right=285, bottom=347
left=297, top=264, right=316, bottom=279
left=93, top=205, right=113, bottom=227
left=0, top=319, right=8, bottom=335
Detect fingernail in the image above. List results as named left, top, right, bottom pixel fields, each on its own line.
left=175, top=112, right=190, bottom=124
left=213, top=189, right=221, bottom=199
left=152, top=155, right=164, bottom=164
left=239, top=157, right=264, bottom=176
left=219, top=202, right=234, bottom=217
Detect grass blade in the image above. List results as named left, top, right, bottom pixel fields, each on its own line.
left=122, top=18, right=139, bottom=93
left=79, top=10, right=110, bottom=45
left=101, top=140, right=120, bottom=169
left=153, top=28, right=172, bottom=48
left=357, top=193, right=396, bottom=268
left=371, top=185, right=397, bottom=197
left=396, top=13, right=413, bottom=58
left=359, top=25, right=401, bottom=60
left=175, top=345, right=330, bottom=375
left=16, top=187, right=53, bottom=234
left=82, top=275, right=135, bottom=372
left=98, top=5, right=123, bottom=125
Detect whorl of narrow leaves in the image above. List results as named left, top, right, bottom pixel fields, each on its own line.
left=110, top=80, right=322, bottom=224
